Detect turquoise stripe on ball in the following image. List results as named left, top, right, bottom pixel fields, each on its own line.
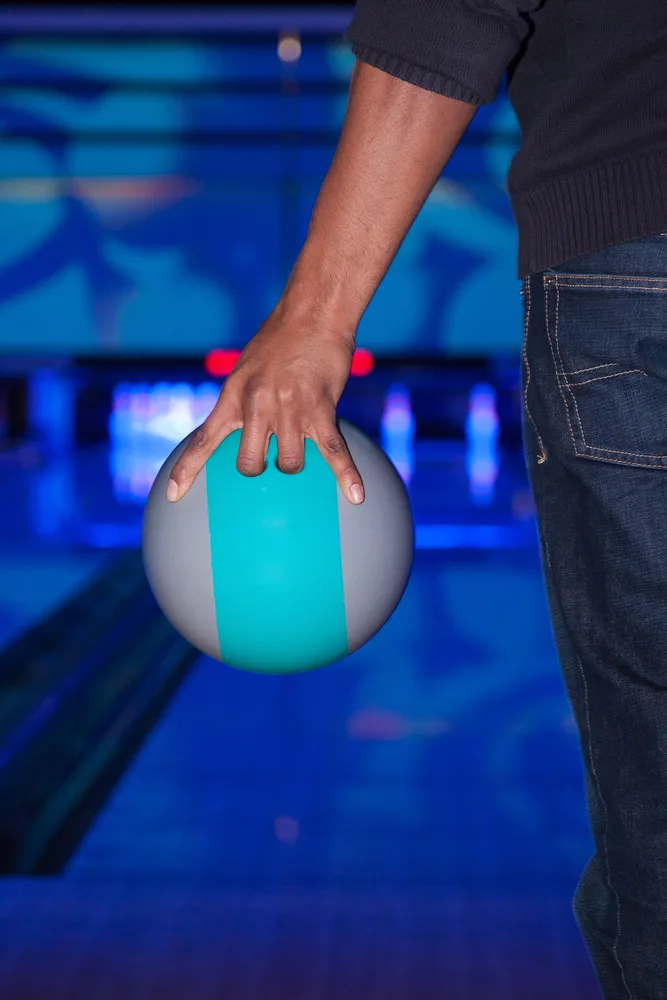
left=205, top=431, right=349, bottom=673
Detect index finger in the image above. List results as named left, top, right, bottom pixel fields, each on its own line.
left=167, top=408, right=240, bottom=502
left=311, top=421, right=364, bottom=505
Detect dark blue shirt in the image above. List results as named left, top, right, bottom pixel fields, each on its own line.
left=347, top=0, right=667, bottom=275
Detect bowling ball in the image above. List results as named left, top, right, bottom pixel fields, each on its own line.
left=143, top=420, right=414, bottom=673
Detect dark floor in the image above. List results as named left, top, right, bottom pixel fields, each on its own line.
left=0, top=882, right=593, bottom=999
left=0, top=408, right=600, bottom=998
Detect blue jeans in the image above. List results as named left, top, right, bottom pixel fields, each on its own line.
left=523, top=235, right=667, bottom=1000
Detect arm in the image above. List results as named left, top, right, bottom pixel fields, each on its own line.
left=283, top=61, right=476, bottom=340
left=168, top=62, right=475, bottom=505
left=169, top=0, right=540, bottom=503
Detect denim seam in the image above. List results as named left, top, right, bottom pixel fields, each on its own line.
left=556, top=283, right=667, bottom=293
left=561, top=370, right=647, bottom=388
left=522, top=277, right=547, bottom=463
left=567, top=363, right=619, bottom=375
left=572, top=453, right=667, bottom=469
left=544, top=278, right=579, bottom=452
left=587, top=441, right=665, bottom=456
left=559, top=275, right=667, bottom=284
left=575, top=649, right=634, bottom=999
left=539, top=521, right=632, bottom=995
left=553, top=283, right=593, bottom=448
left=546, top=275, right=667, bottom=466
left=555, top=273, right=667, bottom=288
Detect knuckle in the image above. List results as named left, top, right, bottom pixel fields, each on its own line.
left=334, top=464, right=356, bottom=484
left=246, top=377, right=267, bottom=401
left=189, top=424, right=210, bottom=451
left=338, top=459, right=357, bottom=476
left=323, top=433, right=346, bottom=456
left=276, top=385, right=296, bottom=406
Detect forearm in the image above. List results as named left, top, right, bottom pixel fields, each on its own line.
left=280, top=61, right=476, bottom=334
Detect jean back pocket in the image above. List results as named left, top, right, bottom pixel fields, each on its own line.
left=544, top=273, right=667, bottom=469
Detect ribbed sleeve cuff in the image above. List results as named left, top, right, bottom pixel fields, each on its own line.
left=350, top=43, right=485, bottom=106
left=344, top=0, right=528, bottom=105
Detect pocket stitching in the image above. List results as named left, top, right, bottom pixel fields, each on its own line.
left=553, top=273, right=667, bottom=288
left=557, top=282, right=667, bottom=293
left=545, top=278, right=580, bottom=452
left=573, top=442, right=667, bottom=459
left=576, top=452, right=667, bottom=470
left=561, top=369, right=647, bottom=388
left=546, top=275, right=667, bottom=464
left=566, top=363, right=619, bottom=375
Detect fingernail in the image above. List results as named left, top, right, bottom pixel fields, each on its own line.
left=166, top=479, right=179, bottom=502
left=350, top=484, right=364, bottom=505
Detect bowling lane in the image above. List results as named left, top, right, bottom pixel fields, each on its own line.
left=62, top=531, right=598, bottom=996
left=0, top=418, right=600, bottom=995
left=69, top=538, right=591, bottom=891
left=0, top=446, right=120, bottom=652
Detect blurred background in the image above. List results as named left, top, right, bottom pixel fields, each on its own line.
left=0, top=5, right=598, bottom=999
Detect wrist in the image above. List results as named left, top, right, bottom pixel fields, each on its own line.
left=278, top=277, right=359, bottom=346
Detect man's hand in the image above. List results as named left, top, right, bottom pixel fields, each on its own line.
left=167, top=304, right=364, bottom=504
left=166, top=61, right=475, bottom=506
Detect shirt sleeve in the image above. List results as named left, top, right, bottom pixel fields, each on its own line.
left=345, top=0, right=540, bottom=106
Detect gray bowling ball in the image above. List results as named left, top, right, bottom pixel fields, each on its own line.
left=143, top=420, right=414, bottom=673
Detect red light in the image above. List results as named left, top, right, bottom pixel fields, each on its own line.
left=205, top=347, right=374, bottom=378
left=350, top=348, right=375, bottom=377
left=205, top=349, right=241, bottom=377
